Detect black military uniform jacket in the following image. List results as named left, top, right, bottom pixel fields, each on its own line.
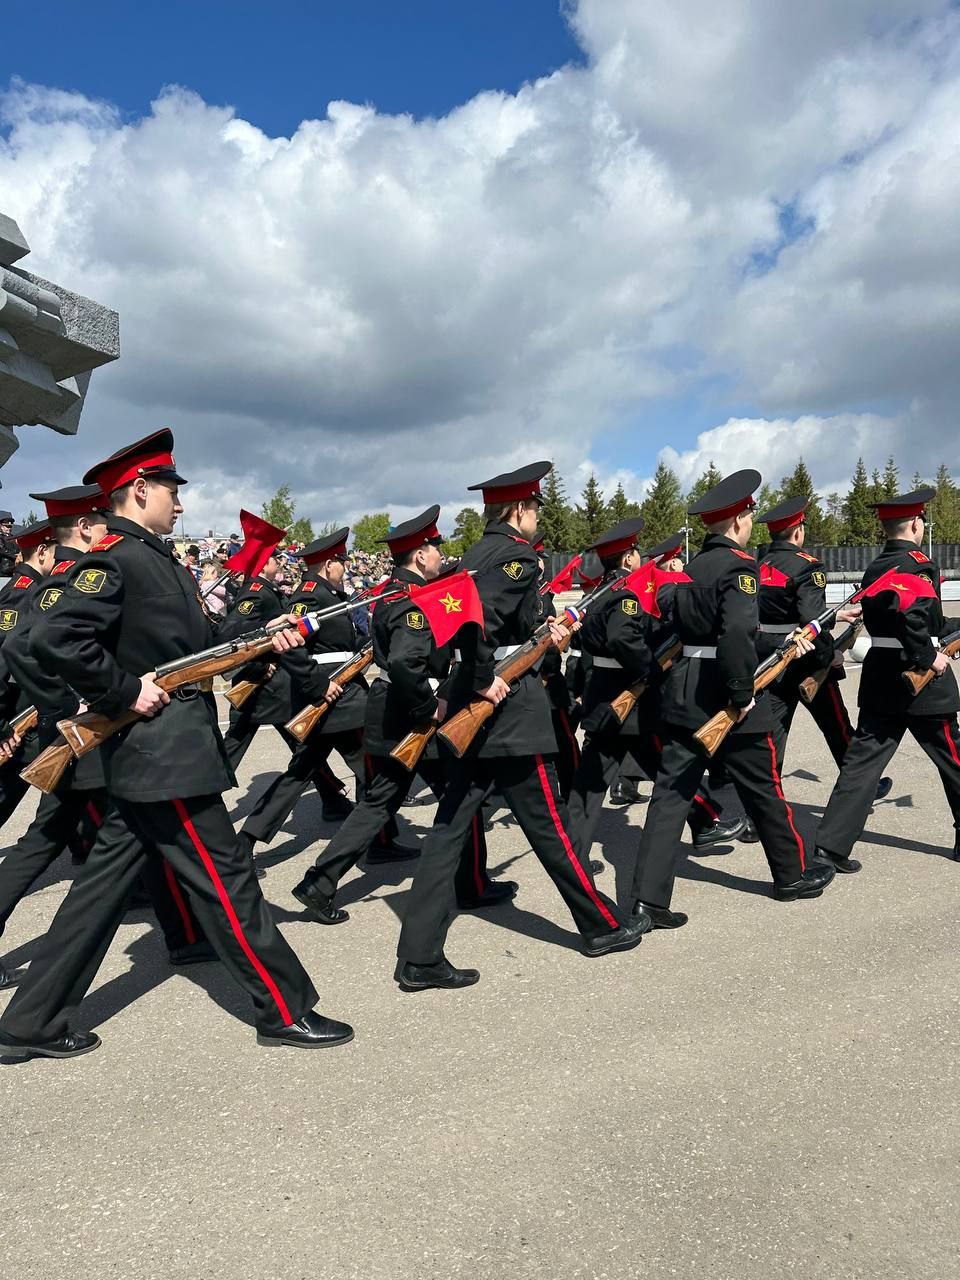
left=364, top=567, right=450, bottom=756
left=448, top=522, right=556, bottom=758
left=538, top=588, right=574, bottom=714
left=3, top=546, right=103, bottom=789
left=858, top=540, right=958, bottom=717
left=217, top=575, right=329, bottom=726
left=0, top=564, right=44, bottom=735
left=30, top=516, right=234, bottom=802
left=578, top=571, right=655, bottom=738
left=757, top=542, right=834, bottom=694
left=0, top=533, right=19, bottom=580
left=661, top=534, right=771, bottom=735
left=286, top=575, right=366, bottom=734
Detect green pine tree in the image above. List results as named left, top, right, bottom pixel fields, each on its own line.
left=684, top=463, right=723, bottom=552
left=572, top=474, right=608, bottom=547
left=843, top=458, right=876, bottom=545
left=820, top=492, right=848, bottom=545
left=749, top=482, right=782, bottom=548
left=929, top=464, right=960, bottom=544
left=538, top=470, right=575, bottom=551
left=639, top=462, right=686, bottom=547
left=882, top=456, right=899, bottom=499
left=779, top=457, right=825, bottom=542
left=605, top=481, right=641, bottom=526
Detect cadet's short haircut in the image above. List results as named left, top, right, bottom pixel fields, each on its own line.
left=109, top=481, right=135, bottom=510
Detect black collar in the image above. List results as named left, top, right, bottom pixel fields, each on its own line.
left=484, top=521, right=529, bottom=543
left=107, top=515, right=172, bottom=556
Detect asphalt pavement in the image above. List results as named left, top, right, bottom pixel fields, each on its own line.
left=2, top=665, right=959, bottom=1279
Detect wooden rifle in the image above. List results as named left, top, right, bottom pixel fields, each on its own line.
left=798, top=619, right=863, bottom=704
left=902, top=626, right=960, bottom=696
left=1, top=704, right=38, bottom=764
left=693, top=588, right=859, bottom=757
left=283, top=643, right=375, bottom=742
left=608, top=639, right=682, bottom=725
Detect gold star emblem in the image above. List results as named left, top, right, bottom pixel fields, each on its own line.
left=439, top=592, right=463, bottom=614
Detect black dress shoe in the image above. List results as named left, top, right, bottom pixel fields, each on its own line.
left=457, top=880, right=518, bottom=910
left=691, top=816, right=748, bottom=849
left=395, top=957, right=480, bottom=991
left=168, top=940, right=219, bottom=966
left=292, top=871, right=350, bottom=924
left=774, top=862, right=836, bottom=901
left=814, top=846, right=862, bottom=874
left=632, top=901, right=688, bottom=929
left=581, top=917, right=646, bottom=957
left=609, top=779, right=641, bottom=806
left=0, top=962, right=28, bottom=990
left=590, top=859, right=605, bottom=875
left=0, top=1028, right=101, bottom=1059
left=738, top=820, right=760, bottom=843
left=321, top=795, right=354, bottom=821
left=256, top=1009, right=354, bottom=1048
left=365, top=840, right=420, bottom=865
left=875, top=776, right=893, bottom=801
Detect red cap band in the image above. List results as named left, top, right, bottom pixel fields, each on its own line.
left=15, top=524, right=53, bottom=551
left=96, top=450, right=177, bottom=496
left=876, top=502, right=925, bottom=521
left=481, top=478, right=543, bottom=504
left=595, top=533, right=640, bottom=558
left=767, top=510, right=805, bottom=535
left=43, top=495, right=107, bottom=519
left=698, top=496, right=756, bottom=525
left=302, top=537, right=348, bottom=565
left=386, top=523, right=440, bottom=556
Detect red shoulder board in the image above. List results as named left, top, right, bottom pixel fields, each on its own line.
left=507, top=535, right=529, bottom=544
left=760, top=563, right=790, bottom=588
left=730, top=549, right=755, bottom=561
left=248, top=581, right=263, bottom=592
left=90, top=534, right=124, bottom=553
left=795, top=551, right=818, bottom=563
left=51, top=560, right=77, bottom=576
left=301, top=581, right=317, bottom=593
left=908, top=550, right=930, bottom=563
left=11, top=574, right=33, bottom=589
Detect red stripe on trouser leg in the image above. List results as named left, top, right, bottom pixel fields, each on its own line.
left=692, top=793, right=718, bottom=822
left=828, top=682, right=851, bottom=747
left=163, top=859, right=198, bottom=945
left=653, top=734, right=662, bottom=752
left=943, top=721, right=960, bottom=767
left=557, top=708, right=580, bottom=767
left=85, top=800, right=103, bottom=827
left=534, top=755, right=619, bottom=929
left=172, top=799, right=292, bottom=1025
left=471, top=815, right=483, bottom=895
left=765, top=734, right=805, bottom=872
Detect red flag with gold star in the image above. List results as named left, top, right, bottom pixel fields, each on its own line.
left=853, top=567, right=938, bottom=611
left=409, top=571, right=484, bottom=646
left=620, top=561, right=692, bottom=618
left=540, top=555, right=582, bottom=596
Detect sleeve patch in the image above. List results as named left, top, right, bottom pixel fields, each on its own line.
left=38, top=588, right=63, bottom=611
left=812, top=571, right=827, bottom=588
left=737, top=574, right=757, bottom=595
left=237, top=599, right=256, bottom=616
left=74, top=568, right=106, bottom=595
left=406, top=610, right=425, bottom=629
left=89, top=534, right=124, bottom=553
left=291, top=602, right=308, bottom=617
left=621, top=598, right=638, bottom=616
left=0, top=608, right=18, bottom=630
left=51, top=559, right=76, bottom=576
left=502, top=560, right=525, bottom=580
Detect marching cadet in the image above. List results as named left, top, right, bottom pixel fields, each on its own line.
left=293, top=506, right=512, bottom=923
left=237, top=528, right=413, bottom=863
left=533, top=535, right=581, bottom=800
left=217, top=519, right=352, bottom=873
left=628, top=470, right=836, bottom=926
left=566, top=519, right=745, bottom=871
left=815, top=488, right=960, bottom=868
left=0, top=520, right=56, bottom=829
left=395, top=462, right=645, bottom=993
left=756, top=496, right=889, bottom=802
left=0, top=484, right=209, bottom=990
left=0, top=430, right=352, bottom=1059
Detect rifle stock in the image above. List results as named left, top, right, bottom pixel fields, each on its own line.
left=901, top=631, right=960, bottom=696
left=225, top=664, right=276, bottom=709
left=609, top=641, right=682, bottom=725
left=20, top=741, right=76, bottom=793
left=283, top=645, right=374, bottom=743
left=390, top=722, right=438, bottom=772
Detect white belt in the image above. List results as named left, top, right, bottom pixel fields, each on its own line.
left=379, top=674, right=440, bottom=691
left=758, top=623, right=795, bottom=634
left=311, top=651, right=355, bottom=665
left=683, top=645, right=717, bottom=659
left=869, top=637, right=939, bottom=651
left=453, top=645, right=520, bottom=662
left=592, top=656, right=623, bottom=669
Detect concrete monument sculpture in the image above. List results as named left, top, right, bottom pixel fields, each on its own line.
left=0, top=211, right=119, bottom=469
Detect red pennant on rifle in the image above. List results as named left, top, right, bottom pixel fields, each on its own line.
left=760, top=563, right=791, bottom=588
left=852, top=567, right=938, bottom=611
left=224, top=509, right=286, bottom=579
left=409, top=571, right=484, bottom=647
left=540, top=555, right=581, bottom=596
left=620, top=561, right=692, bottom=619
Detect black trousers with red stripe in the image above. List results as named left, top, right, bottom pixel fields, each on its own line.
left=398, top=753, right=624, bottom=965
left=817, top=710, right=960, bottom=858
left=630, top=727, right=807, bottom=908
left=239, top=727, right=397, bottom=849
left=223, top=720, right=347, bottom=800
left=309, top=755, right=490, bottom=903
left=0, top=795, right=317, bottom=1041
left=768, top=674, right=852, bottom=773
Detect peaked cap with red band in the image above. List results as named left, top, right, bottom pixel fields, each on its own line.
left=379, top=505, right=443, bottom=557
left=83, top=428, right=187, bottom=495
left=688, top=469, right=761, bottom=525
left=12, top=520, right=53, bottom=551
left=29, top=483, right=108, bottom=521
left=589, top=516, right=644, bottom=559
left=871, top=487, right=935, bottom=523
left=224, top=509, right=287, bottom=579
left=758, top=495, right=808, bottom=535
left=467, top=460, right=551, bottom=505
left=299, top=527, right=350, bottom=566
left=644, top=530, right=685, bottom=564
